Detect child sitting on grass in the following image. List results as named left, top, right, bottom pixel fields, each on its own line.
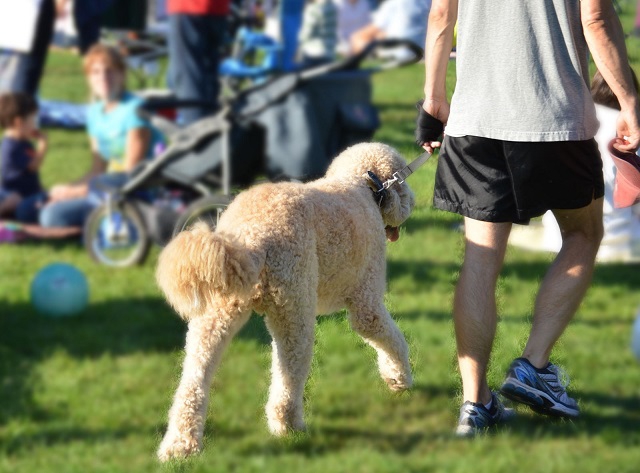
left=0, top=93, right=79, bottom=242
left=0, top=92, right=47, bottom=218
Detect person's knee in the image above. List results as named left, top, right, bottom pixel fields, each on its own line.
left=39, top=201, right=90, bottom=228
left=560, top=221, right=604, bottom=255
left=38, top=204, right=60, bottom=228
left=15, top=194, right=44, bottom=223
left=554, top=199, right=605, bottom=254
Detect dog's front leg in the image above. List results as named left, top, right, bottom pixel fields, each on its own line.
left=347, top=300, right=413, bottom=391
left=158, top=311, right=251, bottom=462
left=264, top=309, right=316, bottom=435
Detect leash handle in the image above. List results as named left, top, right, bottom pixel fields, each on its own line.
left=380, top=150, right=433, bottom=190
left=366, top=150, right=433, bottom=207
left=394, top=150, right=433, bottom=184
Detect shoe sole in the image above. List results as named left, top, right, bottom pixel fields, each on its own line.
left=500, top=379, right=579, bottom=418
left=455, top=425, right=481, bottom=437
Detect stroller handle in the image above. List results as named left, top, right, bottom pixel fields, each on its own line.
left=233, top=39, right=424, bottom=117
left=298, top=39, right=424, bottom=81
left=138, top=39, right=424, bottom=131
left=368, top=39, right=425, bottom=70
left=140, top=98, right=214, bottom=113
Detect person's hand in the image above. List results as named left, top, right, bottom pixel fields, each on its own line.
left=55, top=0, right=69, bottom=18
left=614, top=105, right=640, bottom=153
left=30, top=129, right=48, bottom=157
left=416, top=99, right=450, bottom=154
left=31, top=129, right=47, bottom=145
left=48, top=184, right=77, bottom=202
left=30, top=128, right=46, bottom=139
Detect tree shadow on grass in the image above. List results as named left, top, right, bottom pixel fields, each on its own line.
left=503, top=391, right=640, bottom=445
left=402, top=212, right=462, bottom=234
left=396, top=308, right=635, bottom=330
left=1, top=424, right=148, bottom=456
left=224, top=381, right=454, bottom=459
left=0, top=298, right=272, bottom=428
left=0, top=298, right=179, bottom=426
left=387, top=253, right=640, bottom=291
left=227, top=387, right=640, bottom=460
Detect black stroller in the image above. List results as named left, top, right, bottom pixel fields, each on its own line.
left=83, top=39, right=423, bottom=267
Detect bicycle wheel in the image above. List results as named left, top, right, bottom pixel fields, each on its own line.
left=173, top=194, right=232, bottom=237
left=84, top=201, right=150, bottom=267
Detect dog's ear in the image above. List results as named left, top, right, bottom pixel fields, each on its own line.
left=380, top=179, right=415, bottom=227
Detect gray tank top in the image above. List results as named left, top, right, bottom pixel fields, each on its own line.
left=445, top=0, right=599, bottom=142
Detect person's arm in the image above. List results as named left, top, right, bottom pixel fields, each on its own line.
left=123, top=127, right=151, bottom=172
left=582, top=0, right=640, bottom=152
left=27, top=129, right=47, bottom=172
left=421, top=0, right=458, bottom=153
left=55, top=0, right=69, bottom=17
left=48, top=139, right=107, bottom=202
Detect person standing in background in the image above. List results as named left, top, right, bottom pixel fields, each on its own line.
left=0, top=0, right=57, bottom=96
left=167, top=0, right=229, bottom=125
left=55, top=0, right=117, bottom=55
left=335, top=0, right=371, bottom=56
left=73, top=0, right=116, bottom=54
left=298, top=0, right=338, bottom=65
left=349, top=0, right=430, bottom=61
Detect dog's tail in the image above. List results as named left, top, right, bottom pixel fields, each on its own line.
left=156, top=222, right=262, bottom=321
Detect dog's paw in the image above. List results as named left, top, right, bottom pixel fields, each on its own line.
left=157, top=434, right=202, bottom=462
left=266, top=406, right=306, bottom=436
left=268, top=419, right=290, bottom=437
left=384, top=372, right=413, bottom=392
left=267, top=419, right=307, bottom=436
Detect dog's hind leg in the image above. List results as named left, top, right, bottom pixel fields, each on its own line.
left=158, top=309, right=251, bottom=462
left=264, top=305, right=316, bottom=436
left=347, top=298, right=413, bottom=392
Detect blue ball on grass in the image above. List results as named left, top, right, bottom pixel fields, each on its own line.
left=30, top=263, right=89, bottom=317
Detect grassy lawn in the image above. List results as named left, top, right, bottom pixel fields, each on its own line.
left=2, top=7, right=640, bottom=473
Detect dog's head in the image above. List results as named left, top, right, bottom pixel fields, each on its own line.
left=325, top=142, right=415, bottom=241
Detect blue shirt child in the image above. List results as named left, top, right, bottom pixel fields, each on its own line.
left=0, top=137, right=43, bottom=197
left=87, top=91, right=164, bottom=173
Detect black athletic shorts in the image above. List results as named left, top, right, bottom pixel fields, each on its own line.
left=433, top=135, right=605, bottom=224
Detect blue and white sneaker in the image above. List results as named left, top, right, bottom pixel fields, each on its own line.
left=500, top=357, right=579, bottom=418
left=456, top=392, right=514, bottom=437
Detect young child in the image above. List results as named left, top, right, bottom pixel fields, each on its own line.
left=0, top=93, right=47, bottom=217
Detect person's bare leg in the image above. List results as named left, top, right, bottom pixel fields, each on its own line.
left=20, top=223, right=81, bottom=239
left=455, top=218, right=512, bottom=404
left=523, top=198, right=604, bottom=368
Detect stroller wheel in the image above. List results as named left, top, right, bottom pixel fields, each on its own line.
left=84, top=201, right=151, bottom=267
left=173, top=194, right=232, bottom=237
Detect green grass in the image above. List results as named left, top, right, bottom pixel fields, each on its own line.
left=2, top=7, right=640, bottom=472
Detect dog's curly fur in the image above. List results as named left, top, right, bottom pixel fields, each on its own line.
left=156, top=142, right=415, bottom=461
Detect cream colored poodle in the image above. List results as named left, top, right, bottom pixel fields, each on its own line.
left=156, top=142, right=415, bottom=461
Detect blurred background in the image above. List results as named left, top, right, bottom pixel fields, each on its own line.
left=0, top=1, right=639, bottom=472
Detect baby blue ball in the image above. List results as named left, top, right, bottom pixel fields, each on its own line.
left=30, top=263, right=89, bottom=317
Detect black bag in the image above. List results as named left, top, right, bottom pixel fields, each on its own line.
left=254, top=70, right=379, bottom=181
